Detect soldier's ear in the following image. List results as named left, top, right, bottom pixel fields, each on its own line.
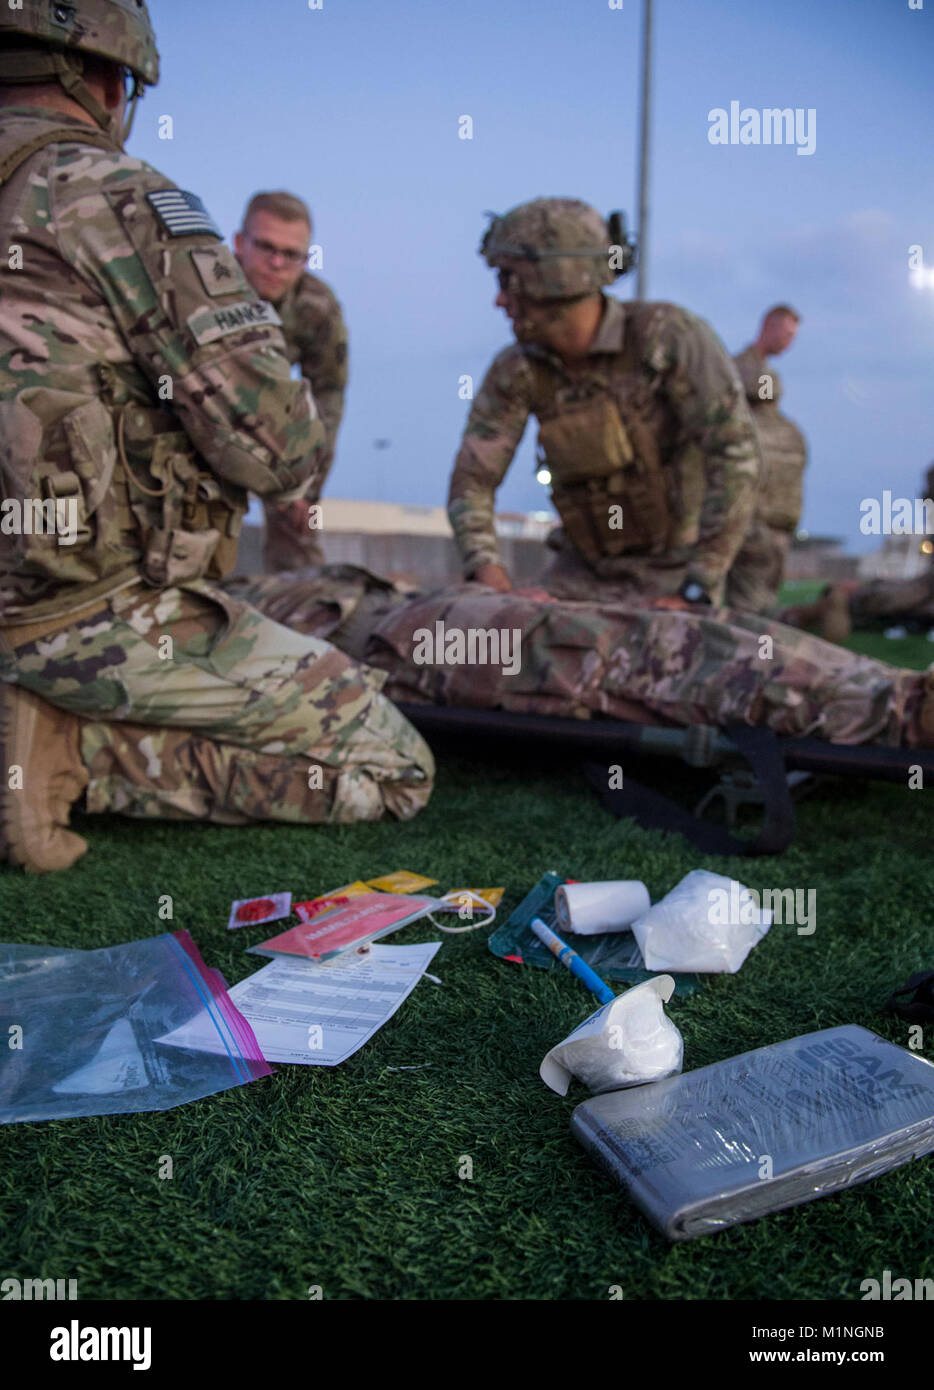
left=98, top=62, right=127, bottom=114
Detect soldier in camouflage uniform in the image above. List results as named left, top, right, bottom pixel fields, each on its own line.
left=234, top=190, right=348, bottom=571
left=447, top=199, right=760, bottom=609
left=783, top=463, right=934, bottom=641
left=725, top=306, right=808, bottom=612
left=227, top=565, right=934, bottom=750
left=0, top=0, right=432, bottom=873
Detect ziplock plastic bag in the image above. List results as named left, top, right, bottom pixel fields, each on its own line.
left=631, top=870, right=771, bottom=973
left=0, top=931, right=271, bottom=1125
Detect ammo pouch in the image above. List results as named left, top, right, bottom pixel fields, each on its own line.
left=753, top=414, right=807, bottom=534
left=0, top=393, right=136, bottom=588
left=539, top=394, right=671, bottom=566
left=118, top=405, right=244, bottom=587
left=0, top=392, right=244, bottom=593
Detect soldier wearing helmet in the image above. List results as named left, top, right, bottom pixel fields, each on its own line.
left=782, top=461, right=934, bottom=643
left=0, top=0, right=433, bottom=872
left=447, top=197, right=760, bottom=607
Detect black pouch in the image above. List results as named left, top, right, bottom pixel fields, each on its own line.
left=883, top=970, right=934, bottom=1023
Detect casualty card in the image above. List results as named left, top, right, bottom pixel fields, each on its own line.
left=159, top=942, right=441, bottom=1066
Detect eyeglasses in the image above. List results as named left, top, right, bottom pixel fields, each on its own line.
left=244, top=235, right=309, bottom=267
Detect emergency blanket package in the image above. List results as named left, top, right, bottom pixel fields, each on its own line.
left=570, top=1025, right=934, bottom=1241
left=0, top=933, right=271, bottom=1125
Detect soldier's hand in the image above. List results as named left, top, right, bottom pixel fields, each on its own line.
left=514, top=586, right=555, bottom=602
left=472, top=563, right=513, bottom=592
left=283, top=498, right=313, bottom=531
left=651, top=595, right=692, bottom=611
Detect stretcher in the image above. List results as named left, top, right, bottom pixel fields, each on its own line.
left=395, top=703, right=934, bottom=856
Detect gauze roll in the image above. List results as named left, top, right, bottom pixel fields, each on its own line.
left=554, top=880, right=651, bottom=935
left=539, top=976, right=683, bottom=1096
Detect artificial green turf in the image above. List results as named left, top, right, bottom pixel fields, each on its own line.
left=1, top=624, right=932, bottom=1301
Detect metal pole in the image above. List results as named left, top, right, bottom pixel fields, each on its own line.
left=635, top=0, right=654, bottom=300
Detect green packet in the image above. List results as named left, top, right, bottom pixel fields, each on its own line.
left=488, top=871, right=702, bottom=996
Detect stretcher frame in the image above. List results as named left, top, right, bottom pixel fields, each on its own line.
left=396, top=703, right=933, bottom=855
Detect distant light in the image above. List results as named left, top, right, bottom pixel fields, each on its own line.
left=921, top=540, right=933, bottom=555
left=796, top=528, right=809, bottom=541
left=909, top=267, right=934, bottom=291
left=531, top=510, right=553, bottom=522
left=536, top=466, right=552, bottom=486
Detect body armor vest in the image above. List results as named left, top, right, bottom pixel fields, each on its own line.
left=528, top=304, right=676, bottom=570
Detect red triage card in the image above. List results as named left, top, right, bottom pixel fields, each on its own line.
left=248, top=892, right=437, bottom=962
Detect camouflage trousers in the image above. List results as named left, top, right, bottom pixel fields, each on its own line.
left=724, top=519, right=793, bottom=615
left=0, top=578, right=434, bottom=825
left=725, top=406, right=805, bottom=613
left=226, top=566, right=927, bottom=747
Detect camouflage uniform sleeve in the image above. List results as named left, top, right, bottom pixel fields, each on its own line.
left=53, top=152, right=324, bottom=499
left=447, top=347, right=534, bottom=576
left=657, top=310, right=760, bottom=594
left=732, top=345, right=765, bottom=405
left=287, top=276, right=348, bottom=499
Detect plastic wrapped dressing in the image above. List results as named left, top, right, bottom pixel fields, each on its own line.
left=540, top=976, right=683, bottom=1096
left=0, top=932, right=271, bottom=1125
left=631, top=870, right=771, bottom=973
left=571, top=1026, right=934, bottom=1240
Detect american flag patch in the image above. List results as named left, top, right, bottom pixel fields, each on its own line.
left=146, top=188, right=222, bottom=239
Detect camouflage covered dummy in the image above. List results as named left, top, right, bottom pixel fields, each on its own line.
left=447, top=198, right=760, bottom=608
left=726, top=307, right=807, bottom=613
left=0, top=1, right=432, bottom=873
left=227, top=566, right=934, bottom=750
left=233, top=191, right=348, bottom=570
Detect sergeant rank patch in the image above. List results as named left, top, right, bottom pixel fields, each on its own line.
left=190, top=246, right=250, bottom=298
left=147, top=188, right=222, bottom=238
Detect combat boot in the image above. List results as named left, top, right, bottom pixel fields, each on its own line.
left=0, top=684, right=89, bottom=872
left=781, top=595, right=824, bottom=630
left=816, top=585, right=853, bottom=644
left=911, top=668, right=934, bottom=748
left=781, top=584, right=852, bottom=644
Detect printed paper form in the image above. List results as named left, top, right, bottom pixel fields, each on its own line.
left=159, top=942, right=441, bottom=1066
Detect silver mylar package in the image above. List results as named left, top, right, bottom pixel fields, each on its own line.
left=570, top=1025, right=934, bottom=1240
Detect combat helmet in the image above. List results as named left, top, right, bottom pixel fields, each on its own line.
left=0, top=0, right=160, bottom=142
left=480, top=198, right=636, bottom=300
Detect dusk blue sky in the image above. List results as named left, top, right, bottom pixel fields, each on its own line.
left=131, top=0, right=933, bottom=551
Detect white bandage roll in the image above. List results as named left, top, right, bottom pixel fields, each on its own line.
left=554, top=880, right=651, bottom=935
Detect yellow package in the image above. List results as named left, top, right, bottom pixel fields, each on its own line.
left=325, top=880, right=371, bottom=899
left=448, top=888, right=505, bottom=908
left=293, top=881, right=371, bottom=919
left=367, top=871, right=439, bottom=894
